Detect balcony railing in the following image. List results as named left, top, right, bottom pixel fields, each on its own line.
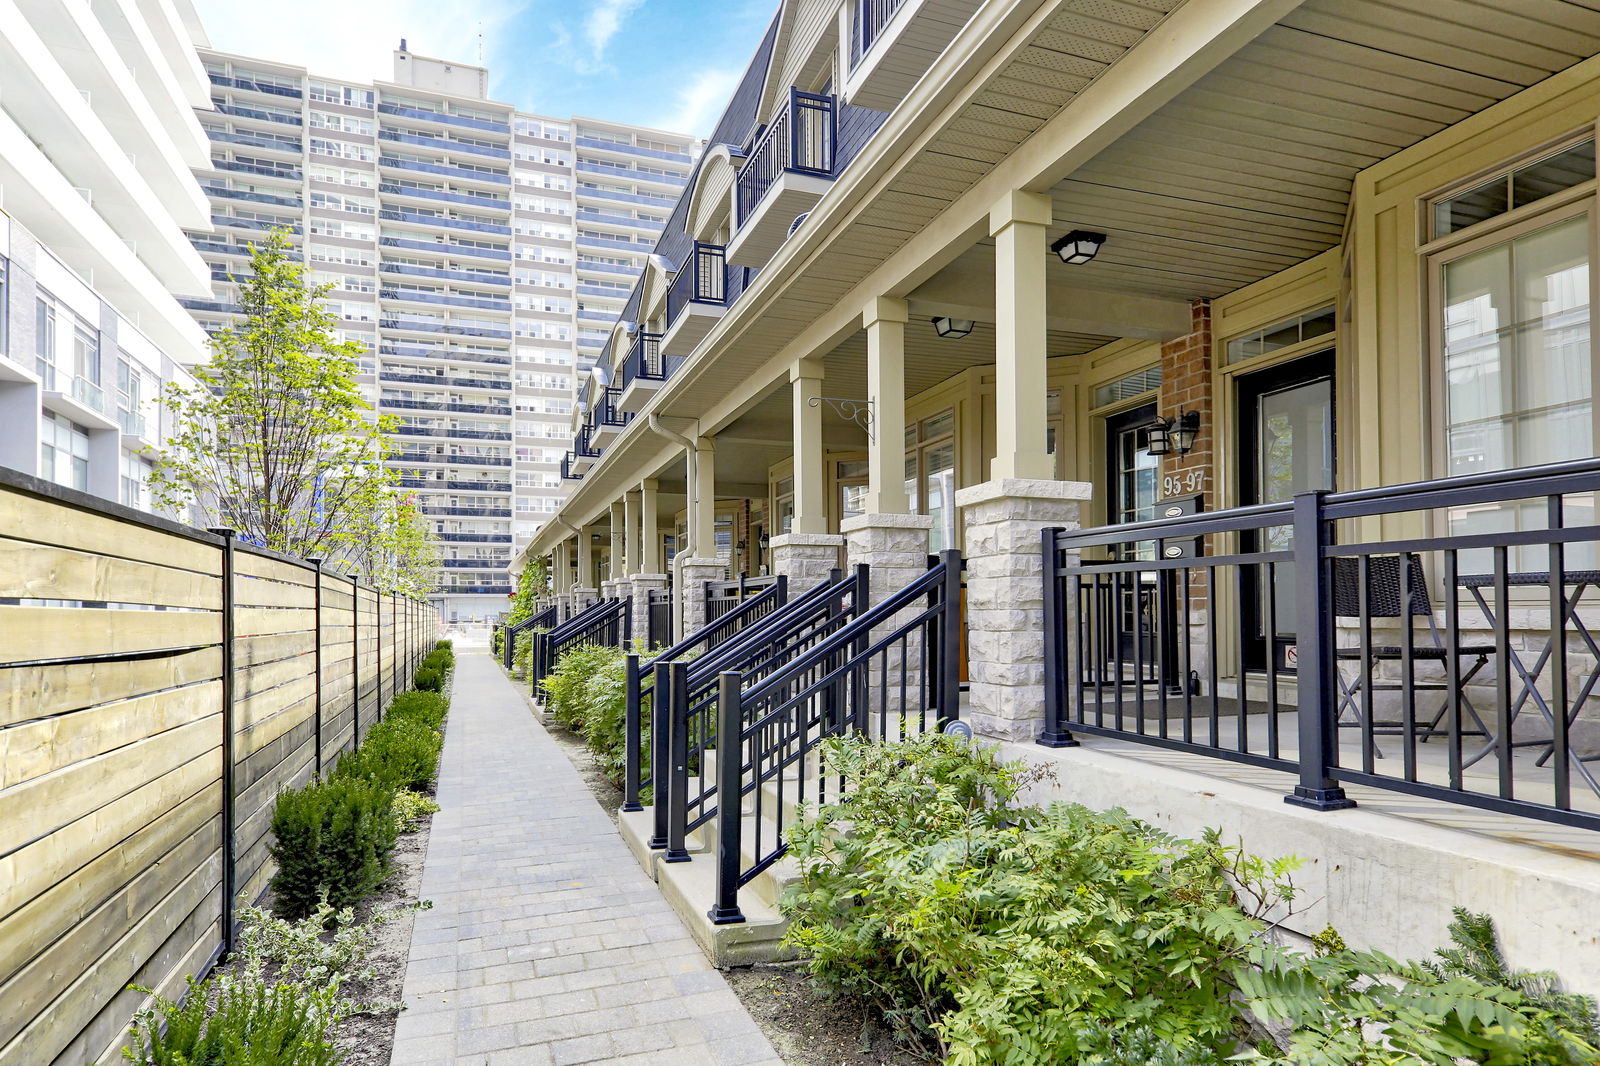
left=71, top=377, right=107, bottom=414
left=214, top=159, right=303, bottom=181
left=575, top=426, right=602, bottom=458
left=561, top=452, right=583, bottom=480
left=380, top=287, right=512, bottom=312
left=118, top=407, right=147, bottom=436
left=377, top=102, right=511, bottom=135
left=379, top=209, right=511, bottom=236
left=666, top=243, right=727, bottom=324
left=379, top=130, right=511, bottom=159
left=379, top=156, right=511, bottom=185
left=380, top=262, right=511, bottom=286
left=574, top=135, right=693, bottom=164
left=379, top=237, right=513, bottom=262
left=206, top=128, right=302, bottom=153
left=619, top=332, right=665, bottom=390
left=1042, top=456, right=1600, bottom=834
left=850, top=0, right=908, bottom=67
left=737, top=89, right=836, bottom=223
left=380, top=343, right=511, bottom=365
left=208, top=73, right=303, bottom=98
left=378, top=183, right=511, bottom=212
left=596, top=387, right=631, bottom=428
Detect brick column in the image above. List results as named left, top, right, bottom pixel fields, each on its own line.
left=770, top=533, right=844, bottom=593
left=957, top=478, right=1092, bottom=741
left=1159, top=299, right=1214, bottom=675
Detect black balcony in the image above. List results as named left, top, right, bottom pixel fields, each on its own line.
left=736, top=89, right=835, bottom=223
left=667, top=243, right=727, bottom=320
left=850, top=0, right=908, bottom=66
left=596, top=387, right=631, bottom=429
left=619, top=332, right=665, bottom=391
left=575, top=426, right=602, bottom=459
left=561, top=452, right=583, bottom=480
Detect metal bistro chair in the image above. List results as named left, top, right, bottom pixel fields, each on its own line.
left=1331, top=553, right=1495, bottom=748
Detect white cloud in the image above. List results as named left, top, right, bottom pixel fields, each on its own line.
left=646, top=67, right=741, bottom=140
left=582, top=0, right=645, bottom=64
left=193, top=0, right=527, bottom=89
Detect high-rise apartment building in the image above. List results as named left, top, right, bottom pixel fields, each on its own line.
left=184, top=45, right=696, bottom=623
left=0, top=0, right=213, bottom=511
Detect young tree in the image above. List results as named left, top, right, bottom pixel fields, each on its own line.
left=505, top=557, right=551, bottom=626
left=149, top=229, right=431, bottom=592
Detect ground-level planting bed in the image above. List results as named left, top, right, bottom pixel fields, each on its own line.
left=530, top=643, right=1600, bottom=1066
left=121, top=643, right=454, bottom=1066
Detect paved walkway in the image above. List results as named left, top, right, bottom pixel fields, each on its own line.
left=390, top=651, right=783, bottom=1066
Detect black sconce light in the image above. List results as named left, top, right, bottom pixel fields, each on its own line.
left=932, top=316, right=974, bottom=339
left=1050, top=229, right=1106, bottom=265
left=1145, top=410, right=1200, bottom=457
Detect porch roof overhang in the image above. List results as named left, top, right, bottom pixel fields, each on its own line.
left=525, top=0, right=1600, bottom=561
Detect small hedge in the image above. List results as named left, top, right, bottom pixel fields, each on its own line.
left=266, top=657, right=450, bottom=921
left=539, top=644, right=643, bottom=786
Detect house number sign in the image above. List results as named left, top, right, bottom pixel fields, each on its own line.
left=1162, top=469, right=1206, bottom=497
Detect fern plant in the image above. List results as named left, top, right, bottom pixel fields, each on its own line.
left=123, top=975, right=342, bottom=1066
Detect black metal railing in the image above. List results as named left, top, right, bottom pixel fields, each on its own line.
left=1042, top=457, right=1600, bottom=832
left=575, top=425, right=602, bottom=459
left=531, top=597, right=630, bottom=689
left=501, top=603, right=559, bottom=669
left=620, top=578, right=789, bottom=816
left=851, top=0, right=907, bottom=68
left=620, top=332, right=665, bottom=391
left=647, top=588, right=672, bottom=648
left=736, top=89, right=836, bottom=223
left=654, top=570, right=867, bottom=864
left=666, top=243, right=728, bottom=327
left=596, top=386, right=631, bottom=428
left=704, top=551, right=965, bottom=923
left=560, top=452, right=583, bottom=480
left=703, top=574, right=784, bottom=647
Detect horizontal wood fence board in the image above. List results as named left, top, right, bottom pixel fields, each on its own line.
left=0, top=859, right=221, bottom=1066
left=0, top=491, right=219, bottom=577
left=0, top=647, right=220, bottom=731
left=234, top=691, right=313, bottom=767
left=0, top=785, right=218, bottom=994
left=0, top=539, right=220, bottom=609
left=232, top=551, right=315, bottom=587
left=233, top=575, right=316, bottom=610
left=234, top=652, right=314, bottom=703
left=77, top=889, right=220, bottom=1066
left=0, top=607, right=219, bottom=664
left=232, top=607, right=316, bottom=639
left=235, top=706, right=313, bottom=796
left=233, top=630, right=315, bottom=670
left=0, top=714, right=219, bottom=859
left=0, top=755, right=218, bottom=922
left=0, top=819, right=217, bottom=1051
left=0, top=680, right=220, bottom=790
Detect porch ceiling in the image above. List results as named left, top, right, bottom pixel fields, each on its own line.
left=1042, top=0, right=1600, bottom=302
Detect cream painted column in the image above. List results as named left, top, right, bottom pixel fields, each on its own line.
left=773, top=359, right=845, bottom=593
left=640, top=478, right=662, bottom=574
left=680, top=436, right=724, bottom=636
left=607, top=499, right=630, bottom=602
left=989, top=190, right=1056, bottom=482
left=623, top=489, right=641, bottom=577
left=863, top=296, right=910, bottom=514
left=574, top=524, right=597, bottom=608
left=627, top=483, right=665, bottom=643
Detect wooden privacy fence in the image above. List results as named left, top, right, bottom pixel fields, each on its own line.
left=0, top=468, right=438, bottom=1066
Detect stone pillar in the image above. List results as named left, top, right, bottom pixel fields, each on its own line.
left=770, top=532, right=845, bottom=593
left=957, top=478, right=1091, bottom=741
left=989, top=190, right=1056, bottom=482
left=863, top=297, right=911, bottom=514
left=679, top=558, right=726, bottom=638
left=843, top=513, right=934, bottom=736
left=630, top=572, right=670, bottom=648
left=791, top=360, right=829, bottom=534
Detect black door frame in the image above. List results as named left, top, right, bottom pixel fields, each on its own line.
left=1238, top=348, right=1336, bottom=671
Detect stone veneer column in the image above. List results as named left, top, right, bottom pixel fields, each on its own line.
left=957, top=478, right=1091, bottom=741
left=629, top=573, right=669, bottom=648
left=678, top=558, right=726, bottom=638
left=769, top=533, right=845, bottom=594
left=843, top=513, right=934, bottom=736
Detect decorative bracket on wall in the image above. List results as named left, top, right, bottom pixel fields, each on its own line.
left=808, top=396, right=876, bottom=443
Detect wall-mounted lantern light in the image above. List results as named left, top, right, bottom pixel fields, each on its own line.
left=1145, top=410, right=1201, bottom=457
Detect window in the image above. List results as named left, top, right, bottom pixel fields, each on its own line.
left=40, top=410, right=90, bottom=491
left=1438, top=211, right=1593, bottom=562
left=1226, top=307, right=1335, bottom=365
left=905, top=410, right=956, bottom=552
left=1434, top=140, right=1595, bottom=238
left=116, top=357, right=144, bottom=434
left=120, top=452, right=150, bottom=509
left=35, top=298, right=57, bottom=387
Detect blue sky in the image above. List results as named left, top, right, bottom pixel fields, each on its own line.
left=194, top=0, right=776, bottom=139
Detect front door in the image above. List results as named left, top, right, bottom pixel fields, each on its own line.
left=1105, top=404, right=1161, bottom=665
left=1239, top=351, right=1335, bottom=670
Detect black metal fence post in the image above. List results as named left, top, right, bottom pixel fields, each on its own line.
left=207, top=527, right=238, bottom=954
left=1286, top=490, right=1356, bottom=811
left=1037, top=527, right=1078, bottom=747
left=350, top=572, right=361, bottom=749
left=708, top=670, right=746, bottom=925
left=664, top=660, right=691, bottom=863
left=622, top=653, right=644, bottom=812
left=648, top=660, right=672, bottom=849
left=376, top=591, right=385, bottom=720
left=309, top=558, right=323, bottom=775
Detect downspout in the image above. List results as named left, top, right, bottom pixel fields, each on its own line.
left=647, top=414, right=706, bottom=638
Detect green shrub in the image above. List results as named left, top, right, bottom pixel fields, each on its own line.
left=392, top=789, right=440, bottom=833
left=336, top=716, right=442, bottom=793
left=539, top=643, right=620, bottom=733
left=123, top=974, right=341, bottom=1066
left=268, top=775, right=395, bottom=921
left=491, top=629, right=504, bottom=657
left=781, top=733, right=1292, bottom=1063
left=434, top=638, right=452, bottom=651
left=386, top=690, right=447, bottom=731
left=412, top=666, right=443, bottom=692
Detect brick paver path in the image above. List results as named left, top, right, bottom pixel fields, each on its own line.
left=390, top=651, right=784, bottom=1066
